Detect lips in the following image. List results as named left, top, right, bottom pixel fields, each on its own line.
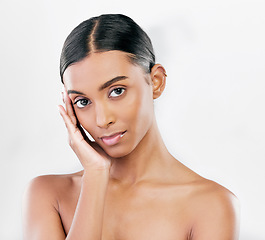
left=100, top=131, right=126, bottom=146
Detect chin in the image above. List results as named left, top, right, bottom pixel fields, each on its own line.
left=103, top=144, right=134, bottom=159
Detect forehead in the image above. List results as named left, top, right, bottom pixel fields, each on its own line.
left=63, top=50, right=142, bottom=88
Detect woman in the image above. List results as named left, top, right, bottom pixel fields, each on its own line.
left=23, top=14, right=239, bottom=239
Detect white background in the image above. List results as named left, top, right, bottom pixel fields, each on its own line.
left=0, top=0, right=264, bottom=239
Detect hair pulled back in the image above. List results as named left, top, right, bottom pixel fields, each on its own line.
left=60, top=14, right=156, bottom=83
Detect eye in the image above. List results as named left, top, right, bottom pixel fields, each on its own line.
left=74, top=98, right=91, bottom=109
left=109, top=87, right=125, bottom=98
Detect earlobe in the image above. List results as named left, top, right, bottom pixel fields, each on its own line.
left=150, top=64, right=167, bottom=99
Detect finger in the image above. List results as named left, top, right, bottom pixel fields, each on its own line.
left=76, top=121, right=91, bottom=143
left=64, top=89, right=77, bottom=126
left=58, top=105, right=103, bottom=166
left=62, top=89, right=90, bottom=143
left=61, top=90, right=65, bottom=104
left=58, top=105, right=83, bottom=143
left=58, top=104, right=75, bottom=132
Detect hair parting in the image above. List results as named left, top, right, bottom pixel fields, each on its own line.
left=60, top=14, right=156, bottom=83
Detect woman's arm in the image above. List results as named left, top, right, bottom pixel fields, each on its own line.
left=23, top=91, right=111, bottom=240
left=190, top=187, right=240, bottom=240
left=66, top=170, right=109, bottom=240
left=22, top=176, right=67, bottom=240
left=23, top=171, right=109, bottom=240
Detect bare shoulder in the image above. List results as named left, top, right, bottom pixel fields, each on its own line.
left=22, top=171, right=83, bottom=240
left=171, top=161, right=239, bottom=209
left=190, top=177, right=238, bottom=206
left=186, top=177, right=240, bottom=239
left=24, top=171, right=83, bottom=205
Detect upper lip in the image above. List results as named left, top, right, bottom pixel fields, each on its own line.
left=99, top=130, right=127, bottom=139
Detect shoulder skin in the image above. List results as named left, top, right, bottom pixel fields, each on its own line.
left=187, top=178, right=240, bottom=240
left=22, top=172, right=82, bottom=240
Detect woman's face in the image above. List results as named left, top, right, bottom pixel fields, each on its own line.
left=63, top=50, right=155, bottom=158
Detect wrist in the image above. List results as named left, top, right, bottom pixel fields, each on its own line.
left=82, top=168, right=110, bottom=180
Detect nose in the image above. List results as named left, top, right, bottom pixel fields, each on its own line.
left=95, top=103, right=115, bottom=128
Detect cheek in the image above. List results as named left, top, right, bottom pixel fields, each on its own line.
left=73, top=86, right=154, bottom=139
left=120, top=87, right=154, bottom=130
left=75, top=111, right=94, bottom=133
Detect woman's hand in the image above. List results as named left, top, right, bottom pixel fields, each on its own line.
left=58, top=90, right=112, bottom=172
left=24, top=91, right=111, bottom=240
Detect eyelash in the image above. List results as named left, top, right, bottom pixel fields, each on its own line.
left=73, top=87, right=126, bottom=109
left=109, top=87, right=126, bottom=98
left=73, top=98, right=91, bottom=108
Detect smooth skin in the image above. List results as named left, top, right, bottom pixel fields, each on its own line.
left=23, top=50, right=240, bottom=240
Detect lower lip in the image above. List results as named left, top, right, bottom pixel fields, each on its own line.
left=101, top=131, right=126, bottom=146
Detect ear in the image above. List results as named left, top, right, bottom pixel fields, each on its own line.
left=150, top=64, right=167, bottom=99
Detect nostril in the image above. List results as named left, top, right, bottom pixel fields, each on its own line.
left=95, top=104, right=115, bottom=128
left=107, top=121, right=113, bottom=126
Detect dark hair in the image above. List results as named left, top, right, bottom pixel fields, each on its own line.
left=60, top=14, right=155, bottom=83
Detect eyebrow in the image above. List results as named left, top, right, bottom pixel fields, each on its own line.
left=67, top=90, right=86, bottom=95
left=67, top=75, right=128, bottom=96
left=99, top=76, right=128, bottom=91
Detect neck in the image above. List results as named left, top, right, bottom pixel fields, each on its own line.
left=109, top=119, right=174, bottom=185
